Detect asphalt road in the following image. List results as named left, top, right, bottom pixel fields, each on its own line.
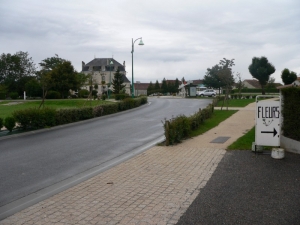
left=0, top=97, right=212, bottom=208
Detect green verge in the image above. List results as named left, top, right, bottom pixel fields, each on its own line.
left=0, top=99, right=111, bottom=118
left=216, top=99, right=255, bottom=107
left=227, top=126, right=255, bottom=150
left=227, top=126, right=273, bottom=151
left=190, top=110, right=237, bottom=137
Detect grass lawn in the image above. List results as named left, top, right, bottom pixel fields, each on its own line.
left=0, top=99, right=111, bottom=118
left=227, top=126, right=255, bottom=150
left=227, top=126, right=273, bottom=151
left=190, top=110, right=237, bottom=137
left=217, top=98, right=255, bottom=107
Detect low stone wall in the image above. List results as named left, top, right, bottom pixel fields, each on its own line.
left=281, top=135, right=300, bottom=154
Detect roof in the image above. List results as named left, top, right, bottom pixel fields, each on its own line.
left=192, top=79, right=203, bottom=85
left=122, top=74, right=130, bottom=83
left=82, top=58, right=125, bottom=72
left=243, top=79, right=261, bottom=88
left=134, top=83, right=150, bottom=90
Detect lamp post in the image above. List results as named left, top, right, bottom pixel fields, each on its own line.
left=108, top=59, right=113, bottom=99
left=131, top=37, right=144, bottom=98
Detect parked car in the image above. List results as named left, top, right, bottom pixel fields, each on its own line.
left=197, top=89, right=216, bottom=97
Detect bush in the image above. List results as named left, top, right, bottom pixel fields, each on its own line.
left=163, top=104, right=214, bottom=145
left=115, top=94, right=129, bottom=100
left=92, top=90, right=98, bottom=99
left=78, top=89, right=89, bottom=98
left=4, top=116, right=16, bottom=132
left=13, top=107, right=56, bottom=130
left=46, top=91, right=61, bottom=99
left=101, top=94, right=106, bottom=100
left=93, top=106, right=103, bottom=117
left=0, top=93, right=6, bottom=99
left=101, top=104, right=119, bottom=116
left=281, top=87, right=300, bottom=141
left=9, top=92, right=19, bottom=99
left=0, top=117, right=3, bottom=130
left=55, top=107, right=94, bottom=125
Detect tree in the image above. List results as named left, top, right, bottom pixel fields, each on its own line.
left=39, top=54, right=66, bottom=71
left=37, top=54, right=66, bottom=107
left=181, top=77, right=186, bottom=84
left=266, top=77, right=276, bottom=89
left=147, top=81, right=154, bottom=95
left=112, top=69, right=125, bottom=94
left=25, top=78, right=42, bottom=97
left=50, top=61, right=79, bottom=98
left=248, top=56, right=275, bottom=94
left=174, top=78, right=180, bottom=93
left=281, top=68, right=297, bottom=85
left=154, top=80, right=161, bottom=93
left=161, top=78, right=168, bottom=94
left=0, top=51, right=36, bottom=95
left=235, top=72, right=244, bottom=95
left=203, top=64, right=222, bottom=89
left=203, top=58, right=235, bottom=97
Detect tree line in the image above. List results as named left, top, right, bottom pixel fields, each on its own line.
left=147, top=78, right=180, bottom=95
left=203, top=56, right=298, bottom=97
left=0, top=52, right=87, bottom=100
left=0, top=51, right=127, bottom=102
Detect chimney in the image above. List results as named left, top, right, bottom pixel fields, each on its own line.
left=82, top=61, right=85, bottom=70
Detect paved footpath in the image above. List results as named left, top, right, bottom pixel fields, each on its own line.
left=0, top=104, right=255, bottom=225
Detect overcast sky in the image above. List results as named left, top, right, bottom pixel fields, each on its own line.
left=1, top=0, right=299, bottom=84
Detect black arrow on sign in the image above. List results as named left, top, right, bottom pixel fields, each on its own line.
left=261, top=128, right=278, bottom=137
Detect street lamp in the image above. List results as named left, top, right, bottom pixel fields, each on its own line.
left=108, top=59, right=113, bottom=99
left=131, top=37, right=144, bottom=98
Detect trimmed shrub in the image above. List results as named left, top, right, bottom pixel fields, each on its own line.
left=0, top=117, right=3, bottom=130
left=163, top=104, right=214, bottom=145
left=101, top=104, right=119, bottom=116
left=0, top=93, right=6, bottom=99
left=4, top=116, right=16, bottom=132
left=93, top=105, right=103, bottom=117
left=13, top=107, right=56, bottom=130
left=9, top=92, right=19, bottom=99
left=281, top=87, right=300, bottom=141
left=78, top=89, right=89, bottom=98
left=115, top=94, right=129, bottom=100
left=46, top=91, right=61, bottom=99
left=55, top=107, right=94, bottom=125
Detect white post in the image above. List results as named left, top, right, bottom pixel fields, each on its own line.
left=24, top=91, right=26, bottom=100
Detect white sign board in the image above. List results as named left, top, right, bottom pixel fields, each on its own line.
left=255, top=100, right=280, bottom=146
left=190, top=87, right=196, bottom=97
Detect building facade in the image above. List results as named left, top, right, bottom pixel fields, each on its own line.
left=81, top=58, right=131, bottom=95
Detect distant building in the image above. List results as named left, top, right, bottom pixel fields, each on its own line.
left=81, top=58, right=131, bottom=95
left=134, top=82, right=149, bottom=96
left=243, top=79, right=261, bottom=89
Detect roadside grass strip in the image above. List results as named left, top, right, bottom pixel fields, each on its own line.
left=216, top=99, right=255, bottom=107
left=190, top=110, right=237, bottom=137
left=227, top=126, right=255, bottom=150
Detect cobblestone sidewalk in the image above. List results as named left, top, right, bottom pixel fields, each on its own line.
left=0, top=147, right=225, bottom=225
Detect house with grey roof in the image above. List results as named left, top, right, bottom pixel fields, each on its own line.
left=242, top=79, right=261, bottom=89
left=81, top=58, right=131, bottom=95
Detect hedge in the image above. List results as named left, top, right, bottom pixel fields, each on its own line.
left=12, top=97, right=148, bottom=130
left=13, top=107, right=57, bottom=130
left=230, top=88, right=279, bottom=94
left=163, top=103, right=214, bottom=145
left=281, top=87, right=300, bottom=141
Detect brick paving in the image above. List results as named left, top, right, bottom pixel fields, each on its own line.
left=0, top=103, right=255, bottom=225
